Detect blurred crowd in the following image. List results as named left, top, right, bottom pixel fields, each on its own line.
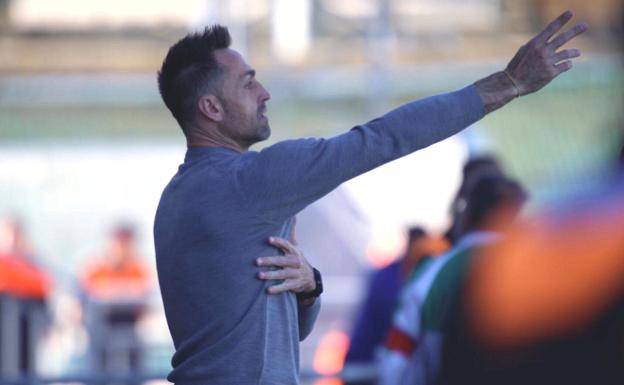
left=341, top=145, right=624, bottom=385
left=2, top=144, right=624, bottom=385
left=0, top=218, right=152, bottom=379
left=2, top=143, right=624, bottom=385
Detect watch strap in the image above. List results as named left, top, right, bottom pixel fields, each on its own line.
left=297, top=268, right=323, bottom=300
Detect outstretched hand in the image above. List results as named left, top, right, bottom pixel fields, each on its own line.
left=506, top=10, right=587, bottom=96
left=256, top=219, right=316, bottom=296
left=475, top=10, right=587, bottom=113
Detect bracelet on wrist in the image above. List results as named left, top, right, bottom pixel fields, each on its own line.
left=503, top=70, right=521, bottom=98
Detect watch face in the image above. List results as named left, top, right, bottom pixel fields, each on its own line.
left=312, top=268, right=323, bottom=295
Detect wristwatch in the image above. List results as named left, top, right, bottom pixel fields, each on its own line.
left=297, top=268, right=323, bottom=300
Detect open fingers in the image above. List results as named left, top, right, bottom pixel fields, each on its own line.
left=268, top=236, right=297, bottom=255
left=554, top=60, right=574, bottom=74
left=548, top=23, right=588, bottom=50
left=256, top=255, right=302, bottom=269
left=535, top=10, right=573, bottom=44
left=552, top=48, right=581, bottom=64
left=258, top=268, right=297, bottom=281
left=266, top=280, right=297, bottom=295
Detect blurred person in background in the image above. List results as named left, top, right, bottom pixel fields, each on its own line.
left=154, top=12, right=586, bottom=385
left=343, top=227, right=448, bottom=384
left=80, top=224, right=151, bottom=376
left=437, top=143, right=624, bottom=385
left=0, top=216, right=35, bottom=260
left=444, top=155, right=505, bottom=245
left=378, top=175, right=527, bottom=385
left=0, top=215, right=51, bottom=376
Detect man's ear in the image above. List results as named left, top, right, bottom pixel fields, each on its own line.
left=198, top=95, right=224, bottom=122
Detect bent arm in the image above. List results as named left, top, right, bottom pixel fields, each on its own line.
left=298, top=296, right=321, bottom=341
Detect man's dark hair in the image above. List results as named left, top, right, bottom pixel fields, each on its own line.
left=113, top=222, right=136, bottom=239
left=157, top=25, right=231, bottom=133
left=462, top=175, right=527, bottom=233
left=462, top=155, right=501, bottom=177
left=445, top=155, right=505, bottom=244
left=407, top=226, right=427, bottom=245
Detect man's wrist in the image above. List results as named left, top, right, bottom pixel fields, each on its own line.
left=297, top=268, right=323, bottom=301
left=474, top=71, right=519, bottom=114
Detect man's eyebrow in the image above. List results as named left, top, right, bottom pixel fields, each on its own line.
left=241, top=69, right=256, bottom=79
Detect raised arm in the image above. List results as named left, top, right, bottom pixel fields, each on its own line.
left=237, top=11, right=587, bottom=222
left=237, top=85, right=485, bottom=221
left=475, top=10, right=587, bottom=113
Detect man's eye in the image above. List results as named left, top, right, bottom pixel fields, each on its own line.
left=245, top=81, right=254, bottom=89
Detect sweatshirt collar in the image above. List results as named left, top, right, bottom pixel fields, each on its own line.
left=184, top=146, right=239, bottom=163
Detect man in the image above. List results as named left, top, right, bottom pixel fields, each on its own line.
left=81, top=225, right=151, bottom=300
left=154, top=11, right=586, bottom=385
left=81, top=224, right=151, bottom=374
left=444, top=155, right=504, bottom=245
left=438, top=145, right=624, bottom=385
left=344, top=227, right=447, bottom=379
left=0, top=216, right=50, bottom=375
left=378, top=175, right=526, bottom=385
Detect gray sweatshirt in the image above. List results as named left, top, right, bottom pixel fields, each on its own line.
left=153, top=85, right=485, bottom=385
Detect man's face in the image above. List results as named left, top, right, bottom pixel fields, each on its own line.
left=108, top=233, right=134, bottom=266
left=213, top=49, right=271, bottom=148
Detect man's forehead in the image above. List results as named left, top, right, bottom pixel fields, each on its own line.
left=214, top=48, right=252, bottom=77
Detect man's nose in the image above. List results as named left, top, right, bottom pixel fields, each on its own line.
left=259, top=83, right=271, bottom=102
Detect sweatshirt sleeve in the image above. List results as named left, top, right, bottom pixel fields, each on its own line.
left=298, top=297, right=321, bottom=341
left=237, top=85, right=485, bottom=222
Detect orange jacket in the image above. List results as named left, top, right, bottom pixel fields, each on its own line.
left=466, top=198, right=624, bottom=348
left=0, top=254, right=51, bottom=300
left=81, top=259, right=151, bottom=300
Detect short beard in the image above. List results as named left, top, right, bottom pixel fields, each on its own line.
left=221, top=99, right=270, bottom=148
